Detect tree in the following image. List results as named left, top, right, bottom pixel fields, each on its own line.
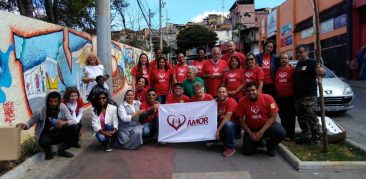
left=176, top=25, right=218, bottom=51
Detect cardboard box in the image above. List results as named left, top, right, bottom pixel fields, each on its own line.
left=0, top=127, right=21, bottom=161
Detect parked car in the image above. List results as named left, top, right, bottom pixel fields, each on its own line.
left=289, top=60, right=354, bottom=112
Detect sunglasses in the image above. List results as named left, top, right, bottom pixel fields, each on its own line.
left=247, top=57, right=255, bottom=61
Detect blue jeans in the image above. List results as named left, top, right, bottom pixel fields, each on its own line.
left=219, top=121, right=236, bottom=149
left=96, top=124, right=113, bottom=143
left=143, top=120, right=158, bottom=138
left=157, top=95, right=166, bottom=104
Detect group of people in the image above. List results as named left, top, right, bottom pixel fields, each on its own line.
left=17, top=40, right=325, bottom=159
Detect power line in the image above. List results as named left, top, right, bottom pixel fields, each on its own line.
left=136, top=0, right=157, bottom=36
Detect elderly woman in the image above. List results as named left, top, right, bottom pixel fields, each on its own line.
left=190, top=82, right=214, bottom=102
left=83, top=53, right=109, bottom=97
left=114, top=90, right=145, bottom=149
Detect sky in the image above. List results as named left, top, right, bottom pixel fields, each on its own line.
left=122, top=0, right=286, bottom=30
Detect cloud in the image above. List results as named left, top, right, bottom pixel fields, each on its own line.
left=191, top=11, right=229, bottom=23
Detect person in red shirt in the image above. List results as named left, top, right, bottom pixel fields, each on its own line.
left=222, top=56, right=244, bottom=101
left=172, top=52, right=188, bottom=83
left=236, top=82, right=285, bottom=156
left=166, top=83, right=190, bottom=104
left=135, top=77, right=149, bottom=103
left=151, top=57, right=172, bottom=104
left=191, top=47, right=206, bottom=77
left=274, top=53, right=296, bottom=140
left=243, top=53, right=264, bottom=94
left=131, top=53, right=151, bottom=91
left=202, top=47, right=228, bottom=97
left=255, top=40, right=278, bottom=97
left=221, top=40, right=246, bottom=66
left=215, top=86, right=238, bottom=157
left=140, top=88, right=160, bottom=138
left=190, top=82, right=214, bottom=102
left=150, top=48, right=172, bottom=71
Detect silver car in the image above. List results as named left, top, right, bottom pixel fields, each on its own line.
left=290, top=61, right=354, bottom=112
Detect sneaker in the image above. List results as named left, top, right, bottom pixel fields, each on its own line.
left=157, top=142, right=167, bottom=146
left=58, top=150, right=74, bottom=158
left=104, top=142, right=112, bottom=152
left=222, top=148, right=235, bottom=157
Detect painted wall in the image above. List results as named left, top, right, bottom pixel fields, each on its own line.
left=0, top=11, right=151, bottom=131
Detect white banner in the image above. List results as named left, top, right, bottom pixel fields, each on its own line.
left=158, top=101, right=217, bottom=143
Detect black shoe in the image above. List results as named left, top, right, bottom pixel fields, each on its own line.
left=45, top=152, right=56, bottom=160
left=58, top=150, right=74, bottom=158
left=72, top=143, right=81, bottom=148
left=266, top=148, right=276, bottom=157
left=104, top=142, right=112, bottom=152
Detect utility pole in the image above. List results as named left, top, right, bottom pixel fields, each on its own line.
left=166, top=9, right=170, bottom=61
left=149, top=9, right=153, bottom=53
left=159, top=0, right=163, bottom=50
left=309, top=0, right=328, bottom=152
left=96, top=0, right=112, bottom=92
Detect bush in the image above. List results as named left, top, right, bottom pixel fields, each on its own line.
left=20, top=136, right=41, bottom=158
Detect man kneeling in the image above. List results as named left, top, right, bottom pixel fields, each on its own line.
left=235, top=82, right=286, bottom=156
left=17, top=91, right=79, bottom=160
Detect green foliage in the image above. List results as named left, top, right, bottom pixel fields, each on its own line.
left=283, top=141, right=366, bottom=161
left=21, top=136, right=41, bottom=158
left=176, top=25, right=218, bottom=51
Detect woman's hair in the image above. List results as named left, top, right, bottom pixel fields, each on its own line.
left=137, top=76, right=149, bottom=86
left=137, top=53, right=150, bottom=73
left=157, top=57, right=169, bottom=71
left=93, top=91, right=110, bottom=115
left=245, top=52, right=258, bottom=69
left=86, top=52, right=101, bottom=66
left=228, top=55, right=241, bottom=70
left=63, top=87, right=80, bottom=103
left=262, top=40, right=276, bottom=52
left=123, top=90, right=134, bottom=101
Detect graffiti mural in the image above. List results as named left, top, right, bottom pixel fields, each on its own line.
left=0, top=11, right=151, bottom=128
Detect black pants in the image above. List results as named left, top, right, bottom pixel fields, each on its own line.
left=276, top=96, right=296, bottom=139
left=39, top=124, right=79, bottom=152
left=242, top=122, right=286, bottom=155
left=262, top=83, right=275, bottom=97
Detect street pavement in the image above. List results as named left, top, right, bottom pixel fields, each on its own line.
left=6, top=80, right=366, bottom=179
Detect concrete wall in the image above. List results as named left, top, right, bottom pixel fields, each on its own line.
left=0, top=11, right=151, bottom=132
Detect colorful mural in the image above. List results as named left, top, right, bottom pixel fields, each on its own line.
left=0, top=11, right=151, bottom=127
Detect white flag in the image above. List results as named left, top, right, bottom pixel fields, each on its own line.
left=158, top=100, right=217, bottom=143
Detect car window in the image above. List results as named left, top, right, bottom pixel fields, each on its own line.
left=323, top=66, right=335, bottom=78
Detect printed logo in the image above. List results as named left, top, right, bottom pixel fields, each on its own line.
left=250, top=106, right=259, bottom=114
left=196, top=65, right=203, bottom=69
left=279, top=72, right=287, bottom=78
left=228, top=73, right=236, bottom=78
left=167, top=114, right=186, bottom=130
left=245, top=72, right=253, bottom=78
left=263, top=59, right=270, bottom=66
left=179, top=68, right=186, bottom=73
left=213, top=66, right=220, bottom=72
left=158, top=73, right=165, bottom=79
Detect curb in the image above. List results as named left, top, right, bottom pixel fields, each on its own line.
left=278, top=139, right=366, bottom=171
left=1, top=152, right=43, bottom=179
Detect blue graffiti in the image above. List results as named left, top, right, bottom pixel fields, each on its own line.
left=0, top=46, right=13, bottom=103
left=69, top=32, right=91, bottom=52
left=112, top=43, right=126, bottom=74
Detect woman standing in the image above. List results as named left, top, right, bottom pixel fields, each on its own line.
left=63, top=87, right=84, bottom=148
left=83, top=53, right=109, bottom=97
left=131, top=53, right=151, bottom=91
left=91, top=91, right=118, bottom=152
left=151, top=57, right=172, bottom=104
left=172, top=52, right=188, bottom=84
left=222, top=56, right=244, bottom=101
left=115, top=90, right=145, bottom=150
left=243, top=53, right=264, bottom=94
left=135, top=77, right=149, bottom=103
left=274, top=53, right=295, bottom=140
left=255, top=40, right=278, bottom=96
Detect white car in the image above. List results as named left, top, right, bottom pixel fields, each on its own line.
left=290, top=61, right=354, bottom=112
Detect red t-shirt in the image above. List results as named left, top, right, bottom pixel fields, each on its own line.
left=235, top=94, right=279, bottom=129
left=150, top=60, right=172, bottom=71
left=151, top=69, right=172, bottom=95
left=202, top=59, right=228, bottom=97
left=190, top=93, right=214, bottom=102
left=218, top=97, right=238, bottom=124
left=191, top=60, right=205, bottom=77
left=221, top=52, right=246, bottom=67
left=135, top=87, right=148, bottom=103
left=223, top=69, right=244, bottom=99
left=131, top=65, right=150, bottom=83
left=274, top=65, right=295, bottom=98
left=261, top=54, right=273, bottom=84
left=140, top=101, right=159, bottom=124
left=172, top=64, right=188, bottom=83
left=243, top=67, right=264, bottom=87
left=166, top=94, right=191, bottom=104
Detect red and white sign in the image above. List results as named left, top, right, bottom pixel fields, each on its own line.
left=158, top=101, right=217, bottom=143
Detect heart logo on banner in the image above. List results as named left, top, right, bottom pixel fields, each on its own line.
left=279, top=72, right=287, bottom=78
left=250, top=106, right=259, bottom=114
left=167, top=114, right=186, bottom=130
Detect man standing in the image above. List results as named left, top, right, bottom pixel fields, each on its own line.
left=202, top=47, right=228, bottom=98
left=294, top=45, right=324, bottom=144
left=191, top=47, right=207, bottom=77
left=166, top=83, right=190, bottom=104
left=16, top=91, right=79, bottom=160
left=216, top=86, right=238, bottom=157
left=182, top=66, right=205, bottom=98
left=221, top=40, right=246, bottom=66
left=236, top=82, right=286, bottom=156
